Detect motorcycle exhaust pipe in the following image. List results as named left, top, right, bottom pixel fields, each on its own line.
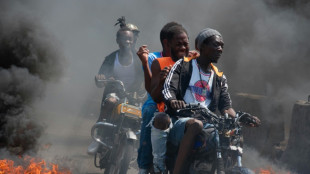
left=91, top=122, right=117, bottom=149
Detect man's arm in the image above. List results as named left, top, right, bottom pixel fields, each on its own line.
left=95, top=52, right=116, bottom=88
left=161, top=59, right=186, bottom=109
left=219, top=75, right=261, bottom=126
left=223, top=108, right=236, bottom=118
left=95, top=61, right=108, bottom=88
left=150, top=60, right=169, bottom=103
left=218, top=74, right=235, bottom=117
left=137, top=45, right=152, bottom=93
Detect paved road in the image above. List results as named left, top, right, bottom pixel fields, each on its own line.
left=35, top=99, right=139, bottom=174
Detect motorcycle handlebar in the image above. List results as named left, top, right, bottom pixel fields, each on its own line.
left=96, top=79, right=145, bottom=103
left=176, top=103, right=219, bottom=120
left=176, top=103, right=206, bottom=112
left=96, top=79, right=125, bottom=88
left=236, top=112, right=260, bottom=127
left=96, top=79, right=126, bottom=93
left=178, top=104, right=258, bottom=126
left=184, top=103, right=205, bottom=108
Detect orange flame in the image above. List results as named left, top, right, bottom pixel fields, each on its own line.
left=0, top=156, right=71, bottom=174
left=258, top=168, right=276, bottom=174
left=255, top=166, right=291, bottom=174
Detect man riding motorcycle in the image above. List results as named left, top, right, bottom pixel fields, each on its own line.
left=88, top=18, right=145, bottom=155
left=136, top=22, right=186, bottom=174
left=137, top=24, right=191, bottom=174
left=156, top=28, right=260, bottom=174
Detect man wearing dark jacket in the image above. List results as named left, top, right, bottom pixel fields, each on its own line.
left=162, top=28, right=235, bottom=174
left=87, top=24, right=145, bottom=155
left=95, top=27, right=144, bottom=119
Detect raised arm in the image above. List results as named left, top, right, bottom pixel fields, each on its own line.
left=137, top=45, right=152, bottom=93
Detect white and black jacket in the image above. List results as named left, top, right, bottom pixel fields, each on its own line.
left=162, top=57, right=232, bottom=116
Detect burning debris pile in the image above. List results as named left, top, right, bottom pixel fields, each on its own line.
left=0, top=2, right=64, bottom=154
left=0, top=156, right=71, bottom=174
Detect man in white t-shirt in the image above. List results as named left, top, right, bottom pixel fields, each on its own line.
left=161, top=28, right=260, bottom=174
left=87, top=20, right=145, bottom=155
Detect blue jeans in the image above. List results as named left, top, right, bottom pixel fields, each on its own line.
left=169, top=117, right=215, bottom=149
left=151, top=115, right=217, bottom=172
left=168, top=117, right=191, bottom=146
left=137, top=104, right=157, bottom=170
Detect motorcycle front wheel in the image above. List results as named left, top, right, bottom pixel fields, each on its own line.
left=104, top=164, right=119, bottom=174
left=103, top=139, right=135, bottom=174
left=119, top=140, right=135, bottom=174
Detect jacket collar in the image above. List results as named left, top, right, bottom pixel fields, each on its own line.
left=184, top=55, right=223, bottom=77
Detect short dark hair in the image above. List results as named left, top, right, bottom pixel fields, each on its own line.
left=160, top=22, right=182, bottom=45
left=166, top=25, right=188, bottom=42
left=202, top=35, right=216, bottom=46
left=116, top=27, right=132, bottom=40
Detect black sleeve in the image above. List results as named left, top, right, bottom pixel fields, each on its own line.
left=218, top=74, right=233, bottom=111
left=98, top=51, right=117, bottom=76
left=162, top=59, right=183, bottom=105
left=98, top=57, right=110, bottom=75
left=95, top=52, right=116, bottom=88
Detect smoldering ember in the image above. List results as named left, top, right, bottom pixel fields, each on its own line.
left=0, top=0, right=310, bottom=174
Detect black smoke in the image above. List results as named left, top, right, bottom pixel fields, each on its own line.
left=0, top=1, right=64, bottom=154
left=0, top=0, right=308, bottom=173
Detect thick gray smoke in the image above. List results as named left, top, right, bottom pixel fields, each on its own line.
left=0, top=1, right=64, bottom=154
left=226, top=1, right=310, bottom=98
left=1, top=0, right=309, bottom=173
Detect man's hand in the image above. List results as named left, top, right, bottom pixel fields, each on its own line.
left=95, top=74, right=114, bottom=80
left=137, top=45, right=149, bottom=65
left=250, top=116, right=261, bottom=127
left=95, top=74, right=106, bottom=81
left=159, top=65, right=172, bottom=84
left=188, top=50, right=200, bottom=58
left=239, top=113, right=261, bottom=127
left=170, top=100, right=186, bottom=110
left=95, top=74, right=115, bottom=87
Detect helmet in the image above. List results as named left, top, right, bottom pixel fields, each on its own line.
left=126, top=23, right=140, bottom=34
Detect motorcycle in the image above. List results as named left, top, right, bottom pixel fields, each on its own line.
left=91, top=79, right=144, bottom=174
left=166, top=103, right=259, bottom=174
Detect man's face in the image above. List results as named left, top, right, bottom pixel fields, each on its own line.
left=169, top=32, right=189, bottom=59
left=132, top=32, right=139, bottom=47
left=116, top=30, right=134, bottom=50
left=200, top=35, right=224, bottom=63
